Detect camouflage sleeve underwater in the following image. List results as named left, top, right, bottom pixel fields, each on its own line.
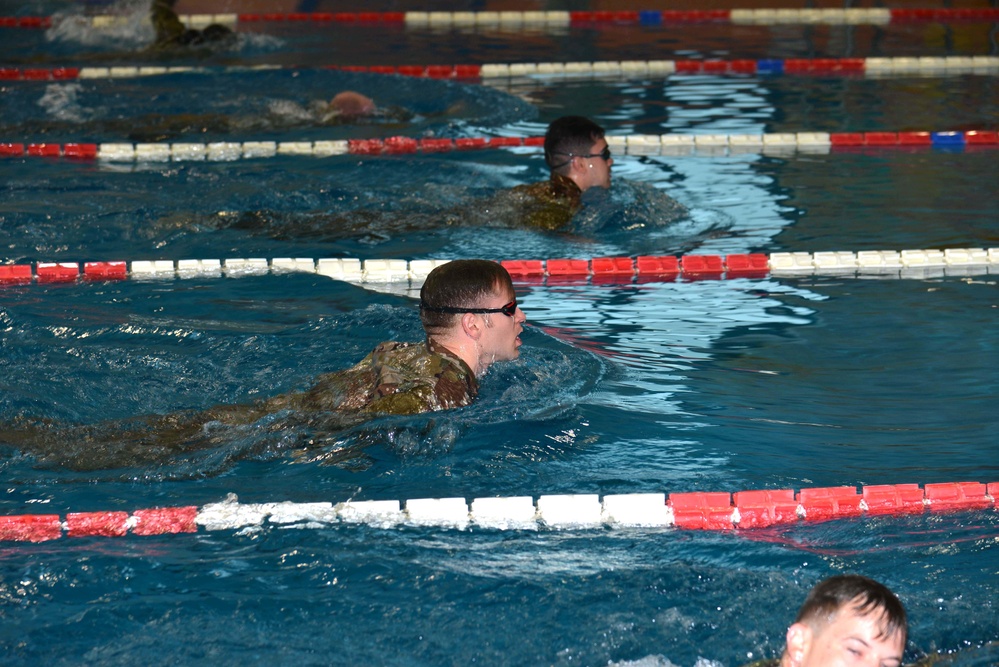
left=0, top=340, right=477, bottom=472
left=286, top=340, right=478, bottom=416
left=498, top=172, right=584, bottom=231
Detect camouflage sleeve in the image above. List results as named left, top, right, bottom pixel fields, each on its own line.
left=364, top=382, right=438, bottom=415
left=431, top=364, right=477, bottom=410
left=364, top=358, right=474, bottom=415
left=503, top=182, right=580, bottom=231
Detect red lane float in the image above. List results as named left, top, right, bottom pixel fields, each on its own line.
left=681, top=254, right=724, bottom=278
left=83, top=261, right=127, bottom=281
left=131, top=506, right=199, bottom=535
left=669, top=491, right=735, bottom=530
left=725, top=253, right=770, bottom=278
left=546, top=259, right=590, bottom=277
left=798, top=486, right=864, bottom=522
left=0, top=514, right=63, bottom=542
left=733, top=489, right=800, bottom=528
left=891, top=8, right=999, bottom=22
left=26, top=143, right=60, bottom=157
left=0, top=16, right=50, bottom=28
left=500, top=260, right=544, bottom=277
left=66, top=511, right=130, bottom=538
left=924, top=481, right=992, bottom=511
left=0, top=264, right=32, bottom=285
left=635, top=256, right=681, bottom=280
left=591, top=257, right=635, bottom=283
left=862, top=484, right=926, bottom=515
left=64, top=143, right=98, bottom=159
left=36, top=262, right=79, bottom=283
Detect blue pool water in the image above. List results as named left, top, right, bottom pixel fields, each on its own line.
left=1, top=2, right=998, bottom=665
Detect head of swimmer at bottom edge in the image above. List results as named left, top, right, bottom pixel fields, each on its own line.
left=780, top=574, right=907, bottom=667
left=544, top=115, right=614, bottom=193
left=418, top=259, right=526, bottom=378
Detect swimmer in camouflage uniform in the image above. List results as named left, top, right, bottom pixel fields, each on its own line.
left=495, top=115, right=615, bottom=231
left=0, top=260, right=526, bottom=470
left=151, top=0, right=235, bottom=49
left=276, top=258, right=525, bottom=415
left=144, top=115, right=684, bottom=239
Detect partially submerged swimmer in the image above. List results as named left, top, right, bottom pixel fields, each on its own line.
left=283, top=259, right=525, bottom=415
left=0, top=260, right=526, bottom=470
left=5, top=89, right=410, bottom=143
left=151, top=0, right=235, bottom=50
left=493, top=115, right=617, bottom=231
left=155, top=115, right=683, bottom=241
left=325, top=91, right=377, bottom=120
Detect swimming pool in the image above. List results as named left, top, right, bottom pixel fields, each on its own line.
left=1, top=1, right=998, bottom=665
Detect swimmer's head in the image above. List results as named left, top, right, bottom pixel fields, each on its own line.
left=328, top=91, right=377, bottom=119
left=782, top=575, right=907, bottom=667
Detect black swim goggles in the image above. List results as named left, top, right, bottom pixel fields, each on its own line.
left=420, top=300, right=518, bottom=317
left=573, top=146, right=612, bottom=161
left=548, top=145, right=612, bottom=169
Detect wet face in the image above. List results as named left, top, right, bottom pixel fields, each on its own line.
left=576, top=138, right=613, bottom=191
left=475, top=285, right=526, bottom=371
left=786, top=605, right=905, bottom=667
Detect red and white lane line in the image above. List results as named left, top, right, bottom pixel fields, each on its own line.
left=6, top=8, right=999, bottom=31
left=4, top=56, right=998, bottom=82
left=1, top=129, right=997, bottom=164
left=1, top=481, right=996, bottom=543
left=2, top=250, right=997, bottom=288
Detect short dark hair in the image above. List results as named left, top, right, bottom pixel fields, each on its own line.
left=794, top=574, right=907, bottom=643
left=544, top=116, right=606, bottom=175
left=419, top=260, right=514, bottom=335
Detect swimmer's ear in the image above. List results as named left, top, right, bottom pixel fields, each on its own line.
left=784, top=623, right=812, bottom=667
left=460, top=312, right=483, bottom=339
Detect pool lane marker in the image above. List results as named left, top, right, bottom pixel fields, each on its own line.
left=2, top=129, right=997, bottom=164
left=1, top=481, right=995, bottom=543
left=2, top=250, right=998, bottom=289
left=6, top=8, right=999, bottom=31
left=4, top=56, right=998, bottom=83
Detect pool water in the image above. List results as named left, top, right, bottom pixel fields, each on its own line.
left=1, top=2, right=998, bottom=666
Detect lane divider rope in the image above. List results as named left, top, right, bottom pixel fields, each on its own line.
left=5, top=8, right=999, bottom=31
left=2, top=250, right=997, bottom=288
left=2, top=129, right=997, bottom=164
left=3, top=56, right=998, bottom=83
left=1, top=481, right=995, bottom=543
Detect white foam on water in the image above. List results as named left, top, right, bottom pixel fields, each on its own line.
left=37, top=83, right=89, bottom=122
left=47, top=0, right=154, bottom=48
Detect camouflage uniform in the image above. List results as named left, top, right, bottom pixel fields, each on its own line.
left=499, top=172, right=583, bottom=231
left=0, top=338, right=477, bottom=470
left=281, top=338, right=478, bottom=416
left=151, top=0, right=234, bottom=49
